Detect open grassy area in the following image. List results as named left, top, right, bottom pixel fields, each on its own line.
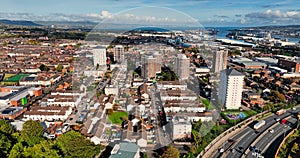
left=5, top=74, right=30, bottom=82
left=108, top=111, right=128, bottom=125
left=200, top=98, right=215, bottom=110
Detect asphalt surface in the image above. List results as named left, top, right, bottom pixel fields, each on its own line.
left=246, top=117, right=297, bottom=158
left=211, top=108, right=300, bottom=158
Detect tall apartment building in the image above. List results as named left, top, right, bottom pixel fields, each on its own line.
left=141, top=55, right=161, bottom=80
left=114, top=45, right=124, bottom=63
left=153, top=52, right=162, bottom=74
left=92, top=48, right=107, bottom=67
left=174, top=54, right=190, bottom=80
left=218, top=69, right=244, bottom=110
left=213, top=49, right=228, bottom=74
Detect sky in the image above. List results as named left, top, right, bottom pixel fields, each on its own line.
left=1, top=0, right=300, bottom=27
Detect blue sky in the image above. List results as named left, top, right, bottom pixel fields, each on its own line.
left=1, top=0, right=300, bottom=26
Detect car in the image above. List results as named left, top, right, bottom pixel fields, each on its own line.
left=269, top=129, right=274, bottom=133
left=219, top=148, right=224, bottom=153
left=276, top=118, right=280, bottom=122
left=230, top=149, right=236, bottom=153
left=69, top=118, right=73, bottom=121
left=292, top=107, right=296, bottom=111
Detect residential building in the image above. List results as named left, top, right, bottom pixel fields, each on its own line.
left=213, top=49, right=228, bottom=74
left=141, top=55, right=161, bottom=80
left=174, top=54, right=189, bottom=80
left=92, top=48, right=107, bottom=67
left=23, top=106, right=72, bottom=121
left=171, top=116, right=192, bottom=140
left=110, top=142, right=140, bottom=158
left=114, top=45, right=125, bottom=63
left=218, top=69, right=244, bottom=109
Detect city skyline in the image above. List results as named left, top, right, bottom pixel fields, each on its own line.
left=0, top=0, right=300, bottom=27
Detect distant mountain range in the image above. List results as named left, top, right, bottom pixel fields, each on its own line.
left=0, top=19, right=42, bottom=26
left=1, top=19, right=300, bottom=31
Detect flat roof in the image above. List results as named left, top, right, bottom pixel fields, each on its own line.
left=242, top=61, right=267, bottom=67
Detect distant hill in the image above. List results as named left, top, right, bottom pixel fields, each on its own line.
left=34, top=21, right=98, bottom=28
left=0, top=19, right=42, bottom=26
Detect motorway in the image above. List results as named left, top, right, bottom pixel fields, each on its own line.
left=211, top=108, right=299, bottom=158
left=246, top=116, right=297, bottom=158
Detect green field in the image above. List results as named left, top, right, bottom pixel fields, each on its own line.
left=4, top=74, right=30, bottom=82
left=108, top=111, right=128, bottom=124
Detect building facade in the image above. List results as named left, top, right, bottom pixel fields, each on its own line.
left=174, top=54, right=190, bottom=80
left=141, top=55, right=161, bottom=80
left=92, top=48, right=107, bottom=67
left=171, top=116, right=192, bottom=140
left=213, top=49, right=228, bottom=74
left=114, top=45, right=124, bottom=63
left=218, top=69, right=244, bottom=109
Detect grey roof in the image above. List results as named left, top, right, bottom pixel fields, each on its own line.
left=241, top=61, right=267, bottom=67
left=223, top=69, right=244, bottom=76
left=110, top=143, right=139, bottom=158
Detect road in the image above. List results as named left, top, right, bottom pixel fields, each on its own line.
left=211, top=108, right=299, bottom=158
left=246, top=116, right=297, bottom=158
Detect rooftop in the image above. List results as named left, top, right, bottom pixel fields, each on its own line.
left=110, top=142, right=139, bottom=158
left=222, top=69, right=244, bottom=77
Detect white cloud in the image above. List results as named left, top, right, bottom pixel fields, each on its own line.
left=244, top=9, right=300, bottom=25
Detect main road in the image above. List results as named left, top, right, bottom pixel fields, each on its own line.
left=245, top=116, right=297, bottom=158
left=211, top=108, right=299, bottom=158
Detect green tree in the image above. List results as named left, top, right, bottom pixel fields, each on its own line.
left=23, top=140, right=61, bottom=158
left=8, top=142, right=24, bottom=158
left=160, top=146, right=180, bottom=158
left=0, top=133, right=12, bottom=157
left=56, top=64, right=63, bottom=72
left=0, top=119, right=14, bottom=135
left=39, top=64, right=50, bottom=72
left=56, top=130, right=102, bottom=158
left=20, top=120, right=45, bottom=147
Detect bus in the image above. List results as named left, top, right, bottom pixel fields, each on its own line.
left=254, top=120, right=266, bottom=130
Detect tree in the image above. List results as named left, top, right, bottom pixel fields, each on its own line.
left=8, top=142, right=24, bottom=158
left=0, top=119, right=14, bottom=135
left=160, top=146, right=180, bottom=158
left=0, top=133, right=12, bottom=157
left=56, top=64, right=63, bottom=72
left=56, top=130, right=102, bottom=158
left=39, top=64, right=50, bottom=72
left=20, top=120, right=45, bottom=146
left=23, top=140, right=61, bottom=158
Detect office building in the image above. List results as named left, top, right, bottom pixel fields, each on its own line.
left=92, top=48, right=107, bottom=67
left=218, top=69, right=244, bottom=110
left=213, top=49, right=228, bottom=74
left=174, top=54, right=190, bottom=80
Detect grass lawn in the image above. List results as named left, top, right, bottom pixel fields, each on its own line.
left=200, top=98, right=215, bottom=110
left=243, top=110, right=257, bottom=117
left=108, top=111, right=128, bottom=125
left=5, top=74, right=30, bottom=82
